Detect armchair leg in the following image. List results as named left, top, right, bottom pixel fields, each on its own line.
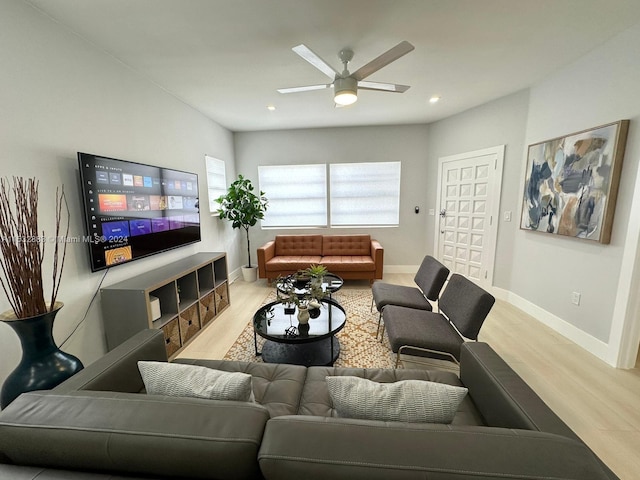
left=375, top=311, right=383, bottom=338
left=379, top=321, right=386, bottom=342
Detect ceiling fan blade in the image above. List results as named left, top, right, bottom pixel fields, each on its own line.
left=357, top=81, right=411, bottom=93
left=292, top=44, right=339, bottom=79
left=277, top=84, right=331, bottom=94
left=352, top=41, right=415, bottom=81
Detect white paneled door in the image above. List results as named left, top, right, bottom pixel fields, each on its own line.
left=435, top=146, right=504, bottom=288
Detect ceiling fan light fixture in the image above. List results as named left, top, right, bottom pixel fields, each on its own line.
left=334, top=77, right=358, bottom=105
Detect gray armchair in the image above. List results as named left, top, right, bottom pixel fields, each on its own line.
left=371, top=255, right=449, bottom=338
left=383, top=274, right=495, bottom=368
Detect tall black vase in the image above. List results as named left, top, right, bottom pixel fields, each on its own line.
left=0, top=302, right=84, bottom=409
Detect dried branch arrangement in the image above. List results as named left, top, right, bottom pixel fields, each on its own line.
left=0, top=177, right=69, bottom=318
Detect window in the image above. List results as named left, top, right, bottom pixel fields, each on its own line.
left=259, top=164, right=327, bottom=227
left=330, top=162, right=401, bottom=226
left=259, top=161, right=401, bottom=228
left=205, top=155, right=227, bottom=214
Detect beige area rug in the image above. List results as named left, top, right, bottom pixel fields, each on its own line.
left=224, top=288, right=396, bottom=368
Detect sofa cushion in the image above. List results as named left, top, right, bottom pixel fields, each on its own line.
left=0, top=391, right=269, bottom=480
left=322, top=234, right=371, bottom=256
left=265, top=255, right=323, bottom=273
left=275, top=235, right=322, bottom=256
left=319, top=256, right=375, bottom=272
left=138, top=361, right=253, bottom=402
left=298, top=366, right=484, bottom=426
left=174, top=358, right=308, bottom=418
left=326, top=376, right=467, bottom=424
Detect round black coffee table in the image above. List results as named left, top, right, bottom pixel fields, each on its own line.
left=253, top=298, right=346, bottom=366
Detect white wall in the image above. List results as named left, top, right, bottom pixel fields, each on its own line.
left=234, top=125, right=431, bottom=268
left=0, top=0, right=235, bottom=388
left=510, top=22, right=640, bottom=364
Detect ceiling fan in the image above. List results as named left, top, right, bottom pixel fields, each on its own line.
left=277, top=41, right=415, bottom=106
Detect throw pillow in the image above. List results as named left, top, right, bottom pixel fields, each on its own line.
left=138, top=361, right=253, bottom=402
left=326, top=375, right=467, bottom=424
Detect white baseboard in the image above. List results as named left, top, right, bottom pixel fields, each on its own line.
left=491, top=286, right=612, bottom=365
left=228, top=268, right=242, bottom=284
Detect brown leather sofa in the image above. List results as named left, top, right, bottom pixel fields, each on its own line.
left=0, top=329, right=617, bottom=479
left=257, top=234, right=383, bottom=283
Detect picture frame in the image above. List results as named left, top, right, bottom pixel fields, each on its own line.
left=520, top=120, right=629, bottom=244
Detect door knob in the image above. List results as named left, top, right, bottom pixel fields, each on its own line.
left=440, top=209, right=446, bottom=218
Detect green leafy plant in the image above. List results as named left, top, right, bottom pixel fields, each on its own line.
left=305, top=264, right=328, bottom=278
left=216, top=175, right=268, bottom=268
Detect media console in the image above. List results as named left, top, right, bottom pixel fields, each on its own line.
left=100, top=252, right=229, bottom=357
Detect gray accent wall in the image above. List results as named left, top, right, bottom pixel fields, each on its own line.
left=234, top=90, right=530, bottom=285
left=234, top=125, right=430, bottom=267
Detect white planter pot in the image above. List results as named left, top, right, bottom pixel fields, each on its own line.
left=241, top=266, right=258, bottom=283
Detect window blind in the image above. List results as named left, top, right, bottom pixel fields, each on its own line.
left=330, top=161, right=401, bottom=226
left=259, top=164, right=327, bottom=227
left=205, top=155, right=227, bottom=214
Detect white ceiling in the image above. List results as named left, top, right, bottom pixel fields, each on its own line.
left=25, top=0, right=640, bottom=132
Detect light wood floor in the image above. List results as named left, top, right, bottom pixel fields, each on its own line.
left=180, top=273, right=640, bottom=480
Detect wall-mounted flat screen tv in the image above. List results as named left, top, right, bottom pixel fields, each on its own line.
left=78, top=152, right=201, bottom=272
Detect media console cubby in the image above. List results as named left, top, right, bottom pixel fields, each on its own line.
left=101, top=252, right=229, bottom=357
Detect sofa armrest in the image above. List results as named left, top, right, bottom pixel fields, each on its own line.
left=460, top=342, right=618, bottom=479
left=0, top=390, right=269, bottom=480
left=460, top=342, right=576, bottom=435
left=371, top=240, right=384, bottom=280
left=258, top=240, right=276, bottom=278
left=53, top=329, right=167, bottom=394
left=258, top=415, right=613, bottom=480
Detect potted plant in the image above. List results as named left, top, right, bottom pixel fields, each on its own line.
left=216, top=175, right=268, bottom=282
left=0, top=177, right=83, bottom=408
left=305, top=264, right=328, bottom=283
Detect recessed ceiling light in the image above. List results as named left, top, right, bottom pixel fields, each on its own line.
left=266, top=105, right=276, bottom=111
left=429, top=96, right=441, bottom=104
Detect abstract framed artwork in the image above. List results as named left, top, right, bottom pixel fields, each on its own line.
left=520, top=120, right=629, bottom=244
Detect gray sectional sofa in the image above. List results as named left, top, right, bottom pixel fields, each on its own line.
left=0, top=329, right=617, bottom=480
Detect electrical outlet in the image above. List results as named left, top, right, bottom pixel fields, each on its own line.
left=429, top=209, right=435, bottom=216
left=571, top=292, right=581, bottom=306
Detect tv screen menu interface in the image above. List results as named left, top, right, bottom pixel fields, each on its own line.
left=79, top=153, right=200, bottom=271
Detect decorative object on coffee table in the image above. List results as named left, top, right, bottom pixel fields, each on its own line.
left=216, top=175, right=268, bottom=282
left=0, top=177, right=83, bottom=408
left=297, top=304, right=310, bottom=324
left=304, top=264, right=328, bottom=284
